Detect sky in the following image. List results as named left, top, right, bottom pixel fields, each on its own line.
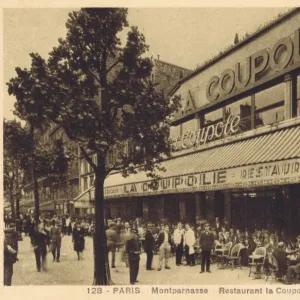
left=3, top=7, right=292, bottom=120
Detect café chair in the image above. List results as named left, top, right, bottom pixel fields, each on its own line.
left=223, top=243, right=243, bottom=270
left=248, top=247, right=266, bottom=277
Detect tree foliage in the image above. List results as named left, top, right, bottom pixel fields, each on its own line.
left=7, top=8, right=181, bottom=285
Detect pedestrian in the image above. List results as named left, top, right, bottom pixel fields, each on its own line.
left=66, top=215, right=71, bottom=235
left=157, top=224, right=172, bottom=271
left=184, top=223, right=196, bottom=266
left=32, top=221, right=50, bottom=272
left=4, top=222, right=18, bottom=286
left=106, top=223, right=118, bottom=268
left=173, top=222, right=184, bottom=266
left=61, top=215, right=66, bottom=235
left=126, top=229, right=140, bottom=285
left=199, top=223, right=215, bottom=273
left=49, top=220, right=63, bottom=262
left=143, top=223, right=155, bottom=270
left=72, top=222, right=85, bottom=260
left=121, top=226, right=131, bottom=267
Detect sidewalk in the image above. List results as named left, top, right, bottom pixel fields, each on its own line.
left=12, top=235, right=273, bottom=285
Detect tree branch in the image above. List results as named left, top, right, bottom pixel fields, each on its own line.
left=80, top=146, right=97, bottom=171
left=106, top=58, right=122, bottom=74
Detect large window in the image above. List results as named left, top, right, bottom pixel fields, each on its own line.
left=204, top=108, right=223, bottom=126
left=255, top=83, right=285, bottom=127
left=225, top=96, right=252, bottom=132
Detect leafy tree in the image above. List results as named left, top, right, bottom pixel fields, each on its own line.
left=7, top=53, right=51, bottom=226
left=3, top=119, right=30, bottom=220
left=7, top=55, right=74, bottom=225
left=7, top=8, right=180, bottom=285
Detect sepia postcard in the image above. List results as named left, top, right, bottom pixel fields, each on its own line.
left=1, top=1, right=300, bottom=300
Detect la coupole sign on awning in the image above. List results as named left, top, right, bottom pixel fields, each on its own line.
left=104, top=158, right=300, bottom=199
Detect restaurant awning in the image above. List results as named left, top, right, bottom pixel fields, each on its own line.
left=76, top=125, right=300, bottom=201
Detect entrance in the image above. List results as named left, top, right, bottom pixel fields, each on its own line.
left=231, top=188, right=284, bottom=231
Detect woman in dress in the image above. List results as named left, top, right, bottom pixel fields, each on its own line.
left=72, top=222, right=85, bottom=260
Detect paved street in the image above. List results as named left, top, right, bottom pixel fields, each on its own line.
left=12, top=235, right=274, bottom=286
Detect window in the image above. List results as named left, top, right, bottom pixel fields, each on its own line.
left=255, top=83, right=285, bottom=127
left=108, top=149, right=114, bottom=165
left=82, top=160, right=88, bottom=174
left=225, top=96, right=252, bottom=132
left=90, top=175, right=94, bottom=188
left=83, top=177, right=88, bottom=191
left=204, top=108, right=223, bottom=126
left=93, top=155, right=97, bottom=166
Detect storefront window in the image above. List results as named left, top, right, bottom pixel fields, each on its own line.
left=255, top=83, right=285, bottom=127
left=225, top=96, right=252, bottom=132
left=204, top=108, right=223, bottom=126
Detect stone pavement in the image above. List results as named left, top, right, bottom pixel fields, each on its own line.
left=11, top=235, right=277, bottom=286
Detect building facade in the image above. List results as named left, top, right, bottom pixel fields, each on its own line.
left=74, top=9, right=300, bottom=233
left=22, top=124, right=80, bottom=215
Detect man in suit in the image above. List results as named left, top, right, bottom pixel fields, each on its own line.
left=126, top=229, right=140, bottom=285
left=4, top=222, right=18, bottom=286
left=272, top=242, right=288, bottom=278
left=157, top=224, right=172, bottom=271
left=199, top=223, right=214, bottom=273
left=143, top=224, right=155, bottom=270
left=173, top=222, right=184, bottom=266
left=32, top=221, right=50, bottom=272
left=106, top=223, right=118, bottom=268
left=49, top=220, right=63, bottom=262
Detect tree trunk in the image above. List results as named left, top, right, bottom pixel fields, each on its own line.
left=93, top=167, right=113, bottom=285
left=30, top=124, right=40, bottom=227
left=9, top=179, right=15, bottom=220
left=15, top=163, right=20, bottom=218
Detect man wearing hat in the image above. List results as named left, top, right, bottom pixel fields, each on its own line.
left=143, top=224, right=155, bottom=270
left=4, top=222, right=18, bottom=285
left=199, top=223, right=214, bottom=273
left=49, top=219, right=63, bottom=262
left=126, top=228, right=140, bottom=284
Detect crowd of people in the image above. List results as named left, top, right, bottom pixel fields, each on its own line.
left=3, top=212, right=300, bottom=286
left=104, top=216, right=300, bottom=284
